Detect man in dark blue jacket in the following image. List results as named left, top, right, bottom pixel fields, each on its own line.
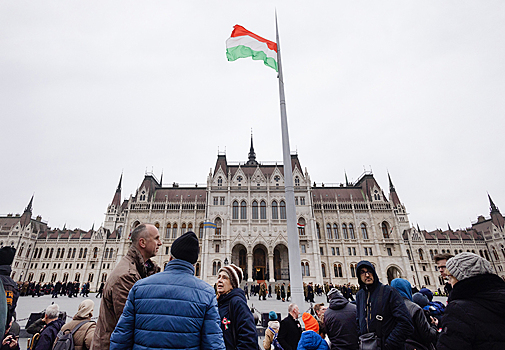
left=110, top=231, right=225, bottom=350
left=324, top=288, right=358, bottom=350
left=355, top=261, right=413, bottom=350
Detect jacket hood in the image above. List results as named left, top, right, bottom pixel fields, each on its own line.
left=299, top=330, right=325, bottom=350
left=449, top=273, right=505, bottom=316
left=391, top=278, right=412, bottom=301
left=329, top=291, right=349, bottom=310
left=419, top=288, right=433, bottom=301
left=218, top=285, right=247, bottom=305
left=356, top=260, right=379, bottom=290
left=74, top=299, right=94, bottom=320
left=0, top=265, right=11, bottom=275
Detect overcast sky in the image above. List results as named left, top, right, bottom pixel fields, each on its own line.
left=1, top=1, right=504, bottom=232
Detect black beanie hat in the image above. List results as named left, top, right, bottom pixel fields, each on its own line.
left=0, top=246, right=16, bottom=265
left=171, top=231, right=199, bottom=264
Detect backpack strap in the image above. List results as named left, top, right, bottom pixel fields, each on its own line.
left=70, top=320, right=93, bottom=336
left=375, top=284, right=384, bottom=339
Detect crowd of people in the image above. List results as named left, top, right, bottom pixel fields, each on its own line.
left=16, top=282, right=93, bottom=299
left=1, top=223, right=505, bottom=350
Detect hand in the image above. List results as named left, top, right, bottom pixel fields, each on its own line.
left=8, top=337, right=18, bottom=349
left=2, top=335, right=13, bottom=346
left=430, top=316, right=439, bottom=327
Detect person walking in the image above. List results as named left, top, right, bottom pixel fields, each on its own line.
left=263, top=311, right=280, bottom=350
left=217, top=264, right=257, bottom=350
left=355, top=261, right=413, bottom=350
left=95, top=282, right=104, bottom=298
left=110, top=231, right=225, bottom=350
left=277, top=303, right=302, bottom=350
left=437, top=252, right=505, bottom=350
left=324, top=288, right=358, bottom=350
left=93, top=224, right=161, bottom=350
left=55, top=299, right=95, bottom=350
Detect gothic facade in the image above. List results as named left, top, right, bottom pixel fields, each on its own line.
left=3, top=143, right=505, bottom=290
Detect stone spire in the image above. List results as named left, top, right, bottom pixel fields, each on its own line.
left=111, top=173, right=122, bottom=208
left=24, top=194, right=34, bottom=213
left=246, top=131, right=258, bottom=165
left=488, top=193, right=505, bottom=229
left=20, top=194, right=34, bottom=228
left=345, top=171, right=350, bottom=186
left=388, top=172, right=401, bottom=206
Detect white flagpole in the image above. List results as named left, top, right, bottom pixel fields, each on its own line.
left=275, top=13, right=304, bottom=310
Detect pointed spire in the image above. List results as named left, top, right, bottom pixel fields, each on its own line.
left=388, top=171, right=395, bottom=192
left=447, top=222, right=452, bottom=231
left=417, top=223, right=421, bottom=232
left=91, top=222, right=95, bottom=231
left=25, top=194, right=34, bottom=213
left=489, top=193, right=498, bottom=212
left=159, top=170, right=163, bottom=186
left=246, top=130, right=258, bottom=165
left=488, top=193, right=505, bottom=230
left=111, top=173, right=122, bottom=208
left=388, top=172, right=401, bottom=206
left=116, top=173, right=122, bottom=192
left=345, top=171, right=350, bottom=186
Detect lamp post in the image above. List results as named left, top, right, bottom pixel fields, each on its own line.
left=224, top=258, right=229, bottom=266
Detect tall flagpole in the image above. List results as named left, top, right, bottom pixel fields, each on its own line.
left=275, top=13, right=304, bottom=310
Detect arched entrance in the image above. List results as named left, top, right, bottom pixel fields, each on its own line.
left=274, top=244, right=289, bottom=280
left=253, top=245, right=267, bottom=281
left=387, top=266, right=402, bottom=284
left=232, top=244, right=248, bottom=279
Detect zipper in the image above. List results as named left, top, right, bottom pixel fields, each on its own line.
left=366, top=288, right=370, bottom=333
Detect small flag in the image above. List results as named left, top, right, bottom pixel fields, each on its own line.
left=204, top=222, right=217, bottom=229
left=226, top=25, right=278, bottom=72
left=297, top=223, right=305, bottom=228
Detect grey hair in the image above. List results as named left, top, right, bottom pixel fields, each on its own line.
left=288, top=303, right=297, bottom=313
left=45, top=304, right=59, bottom=319
left=131, top=224, right=149, bottom=245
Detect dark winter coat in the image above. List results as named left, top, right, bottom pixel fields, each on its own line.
left=324, top=292, right=358, bottom=350
left=355, top=261, right=413, bottom=350
left=278, top=313, right=302, bottom=350
left=33, top=318, right=65, bottom=350
left=110, top=259, right=224, bottom=350
left=0, top=265, right=19, bottom=327
left=296, top=331, right=329, bottom=350
left=391, top=278, right=437, bottom=349
left=218, top=287, right=258, bottom=350
left=436, top=273, right=505, bottom=350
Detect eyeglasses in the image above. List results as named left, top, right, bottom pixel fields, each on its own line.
left=360, top=270, right=372, bottom=276
left=437, top=266, right=446, bottom=270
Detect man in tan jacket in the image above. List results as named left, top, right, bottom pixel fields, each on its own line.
left=56, top=299, right=96, bottom=350
left=92, top=224, right=161, bottom=350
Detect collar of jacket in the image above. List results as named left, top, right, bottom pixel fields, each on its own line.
left=126, top=245, right=150, bottom=278
left=218, top=286, right=247, bottom=305
left=0, top=265, right=11, bottom=275
left=165, top=258, right=195, bottom=274
left=449, top=273, right=505, bottom=302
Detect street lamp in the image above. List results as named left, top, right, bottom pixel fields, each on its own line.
left=224, top=258, right=229, bottom=266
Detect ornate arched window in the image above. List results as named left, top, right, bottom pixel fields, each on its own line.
left=350, top=264, right=357, bottom=278
left=361, top=223, right=368, bottom=239
left=349, top=223, right=355, bottom=239
left=240, top=201, right=247, bottom=220
left=260, top=201, right=267, bottom=220
left=298, top=218, right=306, bottom=236
left=272, top=201, right=278, bottom=220
left=166, top=223, right=171, bottom=239
left=342, top=224, right=348, bottom=239
left=406, top=249, right=411, bottom=260
left=295, top=176, right=300, bottom=187
left=195, top=263, right=200, bottom=277
left=321, top=263, right=326, bottom=278
left=252, top=201, right=259, bottom=219
left=79, top=248, right=83, bottom=259
left=83, top=248, right=87, bottom=259
left=326, top=224, right=332, bottom=239
left=215, top=218, right=222, bottom=235
left=280, top=200, right=286, bottom=219
left=382, top=222, right=390, bottom=239
left=333, top=224, right=339, bottom=239
left=56, top=248, right=61, bottom=259
left=182, top=223, right=187, bottom=234
left=199, top=223, right=204, bottom=238
left=334, top=264, right=343, bottom=277
left=172, top=223, right=178, bottom=238
left=232, top=201, right=239, bottom=219
left=316, top=223, right=321, bottom=239
left=218, top=177, right=223, bottom=187
left=418, top=249, right=424, bottom=261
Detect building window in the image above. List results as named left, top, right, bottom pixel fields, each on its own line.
left=300, top=197, right=305, bottom=205
left=260, top=201, right=266, bottom=220
left=361, top=223, right=368, bottom=239
left=83, top=248, right=87, bottom=259
left=326, top=224, right=332, bottom=239
left=422, top=265, right=426, bottom=271
left=407, top=249, right=411, bottom=260
left=272, top=201, right=278, bottom=219
left=212, top=261, right=221, bottom=275
left=350, top=264, right=356, bottom=278
left=364, top=247, right=368, bottom=256
left=321, top=263, right=326, bottom=278
left=215, top=218, right=222, bottom=236
left=301, top=262, right=310, bottom=276
left=220, top=197, right=225, bottom=205
left=387, top=248, right=392, bottom=256
left=348, top=247, right=352, bottom=255
left=182, top=223, right=187, bottom=234
left=295, top=176, right=300, bottom=187
left=424, top=276, right=431, bottom=285
left=419, top=249, right=424, bottom=261
left=429, top=249, right=434, bottom=260
left=349, top=224, right=355, bottom=239
left=334, top=264, right=343, bottom=277
left=331, top=247, right=335, bottom=255
left=199, top=223, right=204, bottom=238
left=280, top=201, right=286, bottom=219
left=298, top=218, right=306, bottom=236
left=218, top=177, right=223, bottom=187
left=295, top=197, right=299, bottom=205
left=369, top=248, right=373, bottom=256
left=382, top=222, right=390, bottom=239
left=233, top=201, right=239, bottom=219
left=195, top=263, right=200, bottom=276
left=172, top=223, right=178, bottom=238
left=165, top=247, right=169, bottom=255
left=333, top=224, right=339, bottom=239
left=352, top=247, right=356, bottom=255
left=213, top=197, right=218, bottom=205
left=252, top=201, right=259, bottom=219
left=165, top=223, right=171, bottom=239
left=342, top=224, right=348, bottom=239
left=320, top=247, right=324, bottom=255
left=240, top=201, right=247, bottom=219
left=316, top=223, right=321, bottom=239
left=215, top=244, right=220, bottom=253
left=301, top=244, right=306, bottom=253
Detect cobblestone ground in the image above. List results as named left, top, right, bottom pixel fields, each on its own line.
left=15, top=292, right=448, bottom=349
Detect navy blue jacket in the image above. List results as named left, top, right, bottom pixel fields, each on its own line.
left=324, top=291, right=358, bottom=350
left=355, top=261, right=413, bottom=350
left=218, top=288, right=258, bottom=350
left=110, top=259, right=225, bottom=350
left=34, top=318, right=65, bottom=350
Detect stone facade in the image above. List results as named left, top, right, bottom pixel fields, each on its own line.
left=4, top=144, right=505, bottom=290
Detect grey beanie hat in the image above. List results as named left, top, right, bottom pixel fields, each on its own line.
left=446, top=252, right=493, bottom=281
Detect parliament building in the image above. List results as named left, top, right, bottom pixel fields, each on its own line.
left=3, top=140, right=505, bottom=291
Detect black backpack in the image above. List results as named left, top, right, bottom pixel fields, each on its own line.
left=53, top=320, right=92, bottom=350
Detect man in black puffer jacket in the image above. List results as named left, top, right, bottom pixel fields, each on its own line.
left=437, top=252, right=505, bottom=350
left=324, top=288, right=358, bottom=350
left=355, top=261, right=413, bottom=350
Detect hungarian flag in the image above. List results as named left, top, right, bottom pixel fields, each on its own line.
left=297, top=223, right=305, bottom=228
left=226, top=25, right=278, bottom=72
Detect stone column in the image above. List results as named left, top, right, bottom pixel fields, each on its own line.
left=247, top=253, right=253, bottom=282
left=268, top=253, right=275, bottom=282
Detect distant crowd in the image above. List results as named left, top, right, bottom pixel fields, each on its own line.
left=1, top=223, right=505, bottom=350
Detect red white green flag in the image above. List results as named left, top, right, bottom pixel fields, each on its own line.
left=226, top=25, right=278, bottom=72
